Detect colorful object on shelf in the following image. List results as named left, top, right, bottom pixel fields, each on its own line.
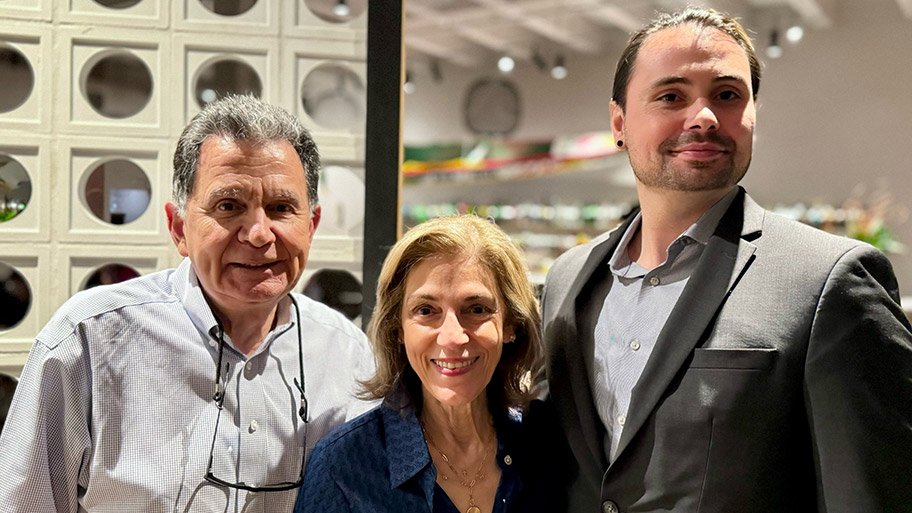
left=772, top=180, right=907, bottom=254
left=403, top=131, right=622, bottom=183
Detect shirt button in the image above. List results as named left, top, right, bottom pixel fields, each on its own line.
left=245, top=361, right=253, bottom=372
left=249, top=420, right=259, bottom=433
left=630, top=340, right=640, bottom=351
left=618, top=415, right=626, bottom=426
left=503, top=455, right=512, bottom=465
left=602, top=500, right=619, bottom=513
left=649, top=276, right=660, bottom=286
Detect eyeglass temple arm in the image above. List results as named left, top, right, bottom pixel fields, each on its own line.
left=294, top=377, right=309, bottom=423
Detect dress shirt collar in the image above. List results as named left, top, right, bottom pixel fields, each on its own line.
left=382, top=386, right=433, bottom=489
left=608, top=186, right=740, bottom=273
left=380, top=384, right=521, bottom=506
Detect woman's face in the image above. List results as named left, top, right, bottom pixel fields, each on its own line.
left=400, top=254, right=513, bottom=409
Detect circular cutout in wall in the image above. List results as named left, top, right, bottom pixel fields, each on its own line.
left=302, top=269, right=362, bottom=321
left=82, top=159, right=152, bottom=225
left=83, top=263, right=140, bottom=289
left=301, top=64, right=365, bottom=130
left=194, top=57, right=263, bottom=108
left=0, top=155, right=32, bottom=223
left=0, top=45, right=34, bottom=113
left=82, top=50, right=153, bottom=119
left=93, top=0, right=143, bottom=8
left=304, top=0, right=367, bottom=23
left=0, top=262, right=30, bottom=330
left=199, top=0, right=257, bottom=16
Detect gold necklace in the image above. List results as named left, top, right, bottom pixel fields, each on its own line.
left=422, top=428, right=490, bottom=513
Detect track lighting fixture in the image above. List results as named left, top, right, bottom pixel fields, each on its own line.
left=430, top=59, right=443, bottom=83
left=497, top=55, right=515, bottom=74
left=532, top=50, right=547, bottom=71
left=785, top=25, right=804, bottom=43
left=551, top=55, right=567, bottom=80
left=332, top=0, right=350, bottom=17
left=403, top=70, right=415, bottom=95
left=765, top=29, right=782, bottom=59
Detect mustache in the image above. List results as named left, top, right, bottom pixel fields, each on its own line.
left=660, top=132, right=735, bottom=153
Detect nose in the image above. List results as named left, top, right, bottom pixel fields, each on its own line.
left=686, top=100, right=718, bottom=132
left=437, top=310, right=469, bottom=347
left=238, top=208, right=276, bottom=247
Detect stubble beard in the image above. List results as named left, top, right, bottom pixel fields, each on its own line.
left=631, top=133, right=751, bottom=192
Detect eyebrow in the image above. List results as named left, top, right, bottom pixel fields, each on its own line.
left=406, top=293, right=496, bottom=303
left=650, top=74, right=749, bottom=90
left=206, top=186, right=245, bottom=203
left=204, top=187, right=303, bottom=205
left=270, top=190, right=303, bottom=206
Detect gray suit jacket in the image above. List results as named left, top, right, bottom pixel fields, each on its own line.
left=538, top=188, right=912, bottom=512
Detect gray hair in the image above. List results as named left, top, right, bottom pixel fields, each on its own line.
left=171, top=94, right=321, bottom=214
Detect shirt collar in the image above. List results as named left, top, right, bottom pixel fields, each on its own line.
left=685, top=186, right=740, bottom=245
left=380, top=386, right=521, bottom=495
left=382, top=388, right=433, bottom=489
left=608, top=187, right=740, bottom=272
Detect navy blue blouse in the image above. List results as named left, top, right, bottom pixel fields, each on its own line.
left=294, top=397, right=553, bottom=513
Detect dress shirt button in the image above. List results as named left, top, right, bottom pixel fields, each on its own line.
left=245, top=361, right=253, bottom=372
left=618, top=415, right=626, bottom=426
left=249, top=420, right=259, bottom=433
left=503, top=455, right=512, bottom=465
left=649, top=276, right=660, bottom=286
left=630, top=340, right=640, bottom=351
left=602, top=500, right=619, bottom=513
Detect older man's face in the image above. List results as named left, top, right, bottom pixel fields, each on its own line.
left=167, top=137, right=320, bottom=315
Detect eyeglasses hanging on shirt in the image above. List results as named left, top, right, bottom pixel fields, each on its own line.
left=204, top=295, right=309, bottom=492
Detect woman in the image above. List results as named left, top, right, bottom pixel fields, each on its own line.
left=295, top=215, right=550, bottom=513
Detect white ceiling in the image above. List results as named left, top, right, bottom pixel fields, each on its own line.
left=404, top=0, right=912, bottom=70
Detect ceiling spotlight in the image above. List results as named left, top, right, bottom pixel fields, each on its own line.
left=403, top=71, right=415, bottom=95
left=551, top=55, right=568, bottom=80
left=785, top=25, right=804, bottom=43
left=497, top=55, right=515, bottom=74
left=332, top=0, right=350, bottom=17
left=765, top=29, right=782, bottom=59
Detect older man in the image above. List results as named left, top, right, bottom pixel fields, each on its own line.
left=539, top=7, right=912, bottom=513
left=0, top=95, right=374, bottom=512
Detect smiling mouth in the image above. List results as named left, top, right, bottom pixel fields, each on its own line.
left=431, top=357, right=479, bottom=370
left=231, top=261, right=280, bottom=270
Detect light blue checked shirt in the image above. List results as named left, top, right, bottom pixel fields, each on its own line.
left=593, top=188, right=738, bottom=462
left=0, top=258, right=376, bottom=513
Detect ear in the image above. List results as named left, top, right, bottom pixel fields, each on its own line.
left=165, top=202, right=189, bottom=257
left=308, top=204, right=322, bottom=241
left=610, top=100, right=625, bottom=144
left=503, top=324, right=516, bottom=344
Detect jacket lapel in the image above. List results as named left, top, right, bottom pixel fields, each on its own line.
left=549, top=214, right=638, bottom=478
left=612, top=188, right=763, bottom=462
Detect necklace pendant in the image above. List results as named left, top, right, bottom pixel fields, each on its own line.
left=466, top=507, right=481, bottom=513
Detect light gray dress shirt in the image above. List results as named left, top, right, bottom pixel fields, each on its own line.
left=0, top=258, right=376, bottom=513
left=592, top=188, right=738, bottom=462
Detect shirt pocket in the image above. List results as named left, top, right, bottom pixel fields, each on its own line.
left=688, top=347, right=777, bottom=370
